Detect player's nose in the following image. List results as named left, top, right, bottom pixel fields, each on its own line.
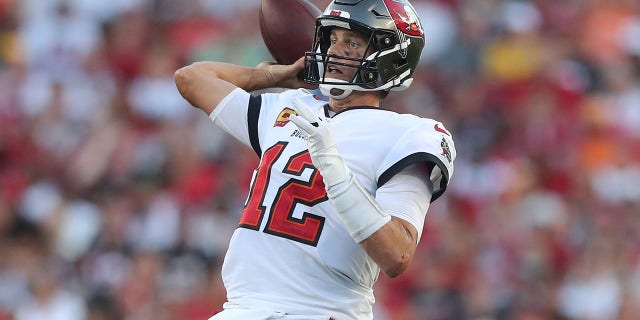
left=328, top=41, right=347, bottom=56
left=327, top=43, right=352, bottom=64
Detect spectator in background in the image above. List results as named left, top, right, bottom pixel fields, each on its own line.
left=0, top=0, right=638, bottom=319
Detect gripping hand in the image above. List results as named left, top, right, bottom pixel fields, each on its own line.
left=289, top=99, right=349, bottom=188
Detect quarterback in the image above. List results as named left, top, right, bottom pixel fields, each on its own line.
left=174, top=0, right=456, bottom=319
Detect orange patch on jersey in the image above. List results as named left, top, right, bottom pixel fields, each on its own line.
left=274, top=107, right=297, bottom=127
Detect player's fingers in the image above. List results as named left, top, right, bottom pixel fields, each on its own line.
left=289, top=114, right=315, bottom=133
left=291, top=99, right=320, bottom=124
left=293, top=56, right=305, bottom=68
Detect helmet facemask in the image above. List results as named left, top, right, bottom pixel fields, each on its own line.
left=303, top=0, right=424, bottom=99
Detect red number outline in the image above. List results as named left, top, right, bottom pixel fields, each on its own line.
left=240, top=142, right=327, bottom=246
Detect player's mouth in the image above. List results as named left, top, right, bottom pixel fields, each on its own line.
left=327, top=65, right=343, bottom=74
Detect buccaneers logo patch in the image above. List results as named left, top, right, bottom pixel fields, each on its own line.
left=441, top=138, right=452, bottom=164
left=383, top=0, right=424, bottom=37
left=274, top=107, right=297, bottom=127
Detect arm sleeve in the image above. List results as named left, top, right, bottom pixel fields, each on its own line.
left=375, top=163, right=433, bottom=242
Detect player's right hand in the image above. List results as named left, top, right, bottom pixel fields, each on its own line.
left=256, top=58, right=317, bottom=89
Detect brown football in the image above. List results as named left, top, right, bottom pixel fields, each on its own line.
left=259, top=0, right=322, bottom=65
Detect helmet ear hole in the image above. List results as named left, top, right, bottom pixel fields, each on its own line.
left=375, top=34, right=397, bottom=51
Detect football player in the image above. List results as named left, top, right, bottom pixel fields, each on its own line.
left=174, top=0, right=456, bottom=319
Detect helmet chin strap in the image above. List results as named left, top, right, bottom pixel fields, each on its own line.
left=320, top=78, right=370, bottom=100
left=319, top=73, right=408, bottom=100
left=319, top=83, right=352, bottom=100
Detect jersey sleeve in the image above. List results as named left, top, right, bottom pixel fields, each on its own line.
left=208, top=88, right=261, bottom=154
left=377, top=120, right=456, bottom=202
left=209, top=88, right=324, bottom=158
left=375, top=163, right=433, bottom=241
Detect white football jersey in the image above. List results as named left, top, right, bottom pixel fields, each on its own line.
left=209, top=88, right=456, bottom=320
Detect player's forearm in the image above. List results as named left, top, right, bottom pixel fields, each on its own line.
left=176, top=60, right=310, bottom=114
left=323, top=174, right=417, bottom=277
left=180, top=61, right=277, bottom=92
left=175, top=61, right=278, bottom=114
left=360, top=217, right=417, bottom=278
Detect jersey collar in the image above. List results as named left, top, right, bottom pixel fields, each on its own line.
left=323, top=104, right=389, bottom=118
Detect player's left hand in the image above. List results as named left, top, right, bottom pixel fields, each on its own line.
left=290, top=98, right=349, bottom=188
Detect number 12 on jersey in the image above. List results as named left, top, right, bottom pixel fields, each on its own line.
left=240, top=142, right=328, bottom=246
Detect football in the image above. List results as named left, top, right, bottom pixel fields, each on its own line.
left=259, top=0, right=322, bottom=65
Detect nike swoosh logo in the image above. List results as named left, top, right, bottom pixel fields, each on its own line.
left=435, top=123, right=450, bottom=136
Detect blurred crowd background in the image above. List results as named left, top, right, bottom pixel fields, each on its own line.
left=0, top=0, right=639, bottom=319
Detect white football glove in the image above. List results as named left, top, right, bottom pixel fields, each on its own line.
left=289, top=99, right=390, bottom=242
left=289, top=99, right=349, bottom=188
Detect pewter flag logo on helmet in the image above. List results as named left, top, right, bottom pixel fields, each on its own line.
left=383, top=0, right=424, bottom=37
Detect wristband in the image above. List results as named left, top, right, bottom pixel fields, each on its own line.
left=327, top=173, right=391, bottom=243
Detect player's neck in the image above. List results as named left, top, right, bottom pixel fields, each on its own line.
left=328, top=91, right=379, bottom=113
